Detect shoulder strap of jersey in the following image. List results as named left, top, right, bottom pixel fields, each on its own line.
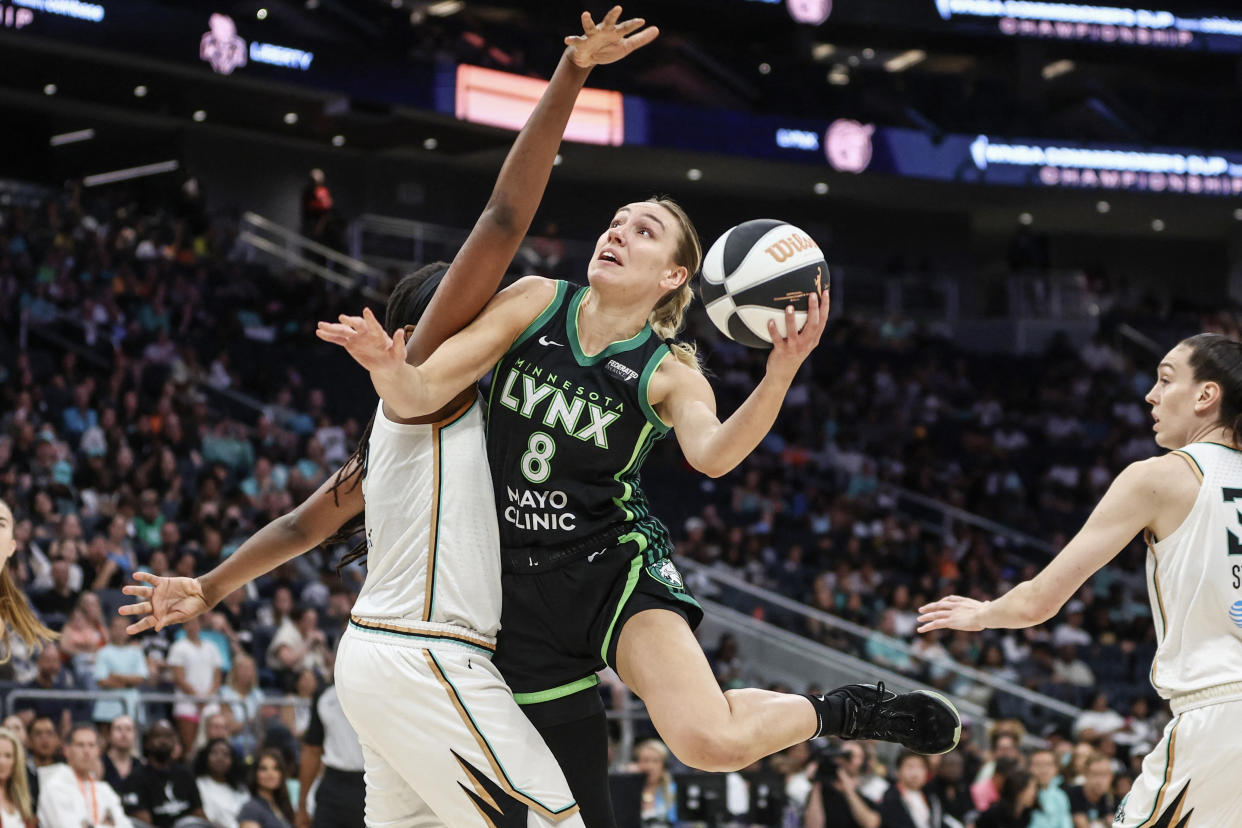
left=1172, top=445, right=1208, bottom=483
left=638, top=347, right=673, bottom=434
left=505, top=280, right=569, bottom=355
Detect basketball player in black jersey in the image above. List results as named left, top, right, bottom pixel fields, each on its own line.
left=322, top=195, right=963, bottom=823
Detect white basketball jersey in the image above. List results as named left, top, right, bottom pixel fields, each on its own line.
left=353, top=397, right=503, bottom=640
left=1146, top=442, right=1242, bottom=699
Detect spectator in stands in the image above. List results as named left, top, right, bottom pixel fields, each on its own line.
left=1028, top=747, right=1072, bottom=828
left=18, top=644, right=80, bottom=734
left=877, top=751, right=946, bottom=828
left=239, top=748, right=295, bottom=828
left=803, top=741, right=879, bottom=828
left=37, top=722, right=131, bottom=828
left=32, top=557, right=77, bottom=626
left=101, top=715, right=142, bottom=795
left=195, top=738, right=247, bottom=828
left=24, top=716, right=61, bottom=784
left=92, top=616, right=148, bottom=728
left=633, top=739, right=677, bottom=827
left=300, top=170, right=340, bottom=252
left=1066, top=755, right=1116, bottom=828
left=122, top=720, right=205, bottom=828
left=218, top=653, right=265, bottom=757
left=267, top=606, right=327, bottom=692
left=924, top=750, right=971, bottom=825
left=1051, top=645, right=1094, bottom=689
left=975, top=768, right=1038, bottom=828
left=973, top=756, right=1023, bottom=815
left=1073, top=693, right=1125, bottom=742
left=167, top=615, right=223, bottom=756
left=0, top=726, right=35, bottom=828
left=864, top=609, right=916, bottom=675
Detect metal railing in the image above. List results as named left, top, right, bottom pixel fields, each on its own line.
left=239, top=212, right=385, bottom=302
left=683, top=561, right=1083, bottom=729
left=5, top=687, right=308, bottom=718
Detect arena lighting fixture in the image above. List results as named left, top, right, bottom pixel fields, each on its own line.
left=283, top=112, right=298, bottom=124
left=305, top=0, right=319, bottom=7
left=1041, top=59, right=1076, bottom=80
left=884, top=49, right=926, bottom=72
left=83, top=160, right=179, bottom=188
left=192, top=110, right=207, bottom=122
left=257, top=8, right=268, bottom=19
left=1096, top=200, right=1110, bottom=213
left=133, top=85, right=148, bottom=97
left=553, top=153, right=563, bottom=166
left=811, top=43, right=836, bottom=60
left=422, top=137, right=438, bottom=150
left=827, top=66, right=850, bottom=85
left=686, top=168, right=703, bottom=181
left=1019, top=212, right=1034, bottom=225
left=1234, top=208, right=1242, bottom=221
left=847, top=54, right=861, bottom=67
left=427, top=1, right=464, bottom=17
left=332, top=134, right=346, bottom=147
left=1152, top=218, right=1166, bottom=231
left=862, top=48, right=876, bottom=59
left=49, top=128, right=96, bottom=147
left=813, top=182, right=829, bottom=194
left=758, top=62, right=772, bottom=75
left=43, top=83, right=57, bottom=96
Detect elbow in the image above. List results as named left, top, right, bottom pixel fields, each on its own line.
left=695, top=460, right=731, bottom=479
left=480, top=201, right=521, bottom=236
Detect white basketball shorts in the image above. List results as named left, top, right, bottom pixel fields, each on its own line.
left=334, top=622, right=583, bottom=828
left=1114, top=693, right=1242, bottom=828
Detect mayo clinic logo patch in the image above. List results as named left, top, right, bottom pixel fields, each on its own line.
left=649, top=560, right=684, bottom=589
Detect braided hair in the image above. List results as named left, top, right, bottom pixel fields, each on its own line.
left=327, top=261, right=449, bottom=570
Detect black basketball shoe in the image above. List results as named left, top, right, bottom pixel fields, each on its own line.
left=828, top=682, right=961, bottom=755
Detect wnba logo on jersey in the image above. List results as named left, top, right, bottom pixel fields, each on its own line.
left=1229, top=600, right=1242, bottom=629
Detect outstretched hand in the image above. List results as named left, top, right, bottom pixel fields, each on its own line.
left=119, top=571, right=210, bottom=634
left=766, top=289, right=829, bottom=381
left=916, top=595, right=990, bottom=633
left=316, top=307, right=406, bottom=375
left=566, top=6, right=659, bottom=68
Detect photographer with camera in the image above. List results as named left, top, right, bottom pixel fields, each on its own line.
left=804, top=742, right=880, bottom=828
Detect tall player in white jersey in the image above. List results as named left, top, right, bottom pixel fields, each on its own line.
left=118, top=9, right=659, bottom=826
left=918, top=332, right=1242, bottom=827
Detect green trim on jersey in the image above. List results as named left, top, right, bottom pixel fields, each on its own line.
left=566, top=286, right=653, bottom=366
left=512, top=674, right=601, bottom=706
left=638, top=349, right=673, bottom=433
left=613, top=423, right=656, bottom=522
left=511, top=280, right=569, bottom=353
left=601, top=554, right=645, bottom=662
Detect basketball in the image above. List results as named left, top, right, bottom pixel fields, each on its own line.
left=699, top=219, right=829, bottom=348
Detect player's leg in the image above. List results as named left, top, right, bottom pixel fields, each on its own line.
left=614, top=607, right=961, bottom=772
left=357, top=742, right=444, bottom=828
left=1114, top=702, right=1242, bottom=827
left=336, top=629, right=581, bottom=827
left=519, top=691, right=616, bottom=828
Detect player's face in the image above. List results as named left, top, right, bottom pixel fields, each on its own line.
left=0, top=500, right=16, bottom=566
left=588, top=202, right=686, bottom=298
left=1146, top=344, right=1202, bottom=448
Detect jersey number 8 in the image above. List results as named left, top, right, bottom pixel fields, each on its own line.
left=521, top=432, right=557, bottom=484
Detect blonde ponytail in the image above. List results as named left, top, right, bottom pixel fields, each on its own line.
left=645, top=197, right=703, bottom=373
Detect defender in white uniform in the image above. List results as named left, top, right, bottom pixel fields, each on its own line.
left=918, top=332, right=1242, bottom=828
left=119, top=11, right=662, bottom=826
left=334, top=396, right=582, bottom=827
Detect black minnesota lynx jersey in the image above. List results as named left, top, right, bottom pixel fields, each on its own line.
left=485, top=280, right=673, bottom=559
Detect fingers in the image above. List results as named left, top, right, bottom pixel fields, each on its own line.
left=119, top=601, right=152, bottom=617
left=580, top=10, right=596, bottom=33
left=131, top=571, right=158, bottom=586
left=601, top=5, right=623, bottom=27
left=615, top=16, right=645, bottom=35
left=623, top=25, right=659, bottom=51
left=392, top=327, right=407, bottom=353
left=121, top=584, right=153, bottom=599
left=126, top=616, right=156, bottom=636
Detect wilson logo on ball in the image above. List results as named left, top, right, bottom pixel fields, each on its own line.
left=764, top=233, right=820, bottom=264
left=700, top=219, right=829, bottom=349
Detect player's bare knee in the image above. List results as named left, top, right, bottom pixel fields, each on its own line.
left=667, top=727, right=751, bottom=773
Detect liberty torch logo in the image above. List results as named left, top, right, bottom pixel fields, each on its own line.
left=825, top=119, right=875, bottom=174
left=200, top=14, right=247, bottom=75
